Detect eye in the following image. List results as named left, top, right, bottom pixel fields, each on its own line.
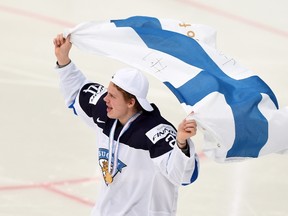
left=108, top=93, right=115, bottom=98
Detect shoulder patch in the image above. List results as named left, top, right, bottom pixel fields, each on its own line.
left=82, top=83, right=106, bottom=105
left=145, top=124, right=176, bottom=146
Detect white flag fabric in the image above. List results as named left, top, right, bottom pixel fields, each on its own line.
left=64, top=16, right=288, bottom=162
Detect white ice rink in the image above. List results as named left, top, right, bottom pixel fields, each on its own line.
left=0, top=0, right=288, bottom=215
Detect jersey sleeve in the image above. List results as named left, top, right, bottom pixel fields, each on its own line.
left=56, top=62, right=107, bottom=128
left=146, top=122, right=199, bottom=186
left=57, top=62, right=87, bottom=108
left=166, top=140, right=199, bottom=186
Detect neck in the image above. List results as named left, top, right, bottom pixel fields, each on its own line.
left=119, top=110, right=140, bottom=125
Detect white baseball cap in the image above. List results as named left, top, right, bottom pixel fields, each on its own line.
left=111, top=67, right=154, bottom=112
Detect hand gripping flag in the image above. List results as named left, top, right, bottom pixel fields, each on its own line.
left=64, top=16, right=288, bottom=162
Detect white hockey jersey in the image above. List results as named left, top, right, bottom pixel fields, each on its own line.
left=56, top=62, right=199, bottom=216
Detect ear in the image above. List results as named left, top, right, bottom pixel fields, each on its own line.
left=127, top=98, right=136, bottom=108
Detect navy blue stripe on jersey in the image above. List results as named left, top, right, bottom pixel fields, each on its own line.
left=121, top=105, right=175, bottom=158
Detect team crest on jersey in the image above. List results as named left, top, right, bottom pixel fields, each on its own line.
left=98, top=148, right=127, bottom=185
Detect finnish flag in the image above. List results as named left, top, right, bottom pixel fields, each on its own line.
left=64, top=16, right=288, bottom=162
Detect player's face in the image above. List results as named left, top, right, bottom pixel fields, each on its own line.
left=104, top=82, right=133, bottom=124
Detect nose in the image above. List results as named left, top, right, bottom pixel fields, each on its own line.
left=103, top=94, right=109, bottom=103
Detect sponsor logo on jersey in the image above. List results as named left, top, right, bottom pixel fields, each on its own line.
left=83, top=84, right=105, bottom=105
left=98, top=148, right=127, bottom=185
left=145, top=124, right=176, bottom=147
left=96, top=117, right=105, bottom=124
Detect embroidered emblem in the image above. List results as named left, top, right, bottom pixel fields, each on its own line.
left=83, top=84, right=105, bottom=105
left=98, top=148, right=126, bottom=185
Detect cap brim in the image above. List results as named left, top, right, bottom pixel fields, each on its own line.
left=137, top=97, right=153, bottom=112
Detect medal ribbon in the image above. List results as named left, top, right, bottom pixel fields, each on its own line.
left=108, top=112, right=142, bottom=176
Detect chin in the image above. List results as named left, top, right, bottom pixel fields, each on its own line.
left=107, top=112, right=116, bottom=120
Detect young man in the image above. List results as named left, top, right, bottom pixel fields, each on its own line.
left=53, top=34, right=199, bottom=216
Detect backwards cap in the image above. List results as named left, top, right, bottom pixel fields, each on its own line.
left=111, top=68, right=153, bottom=112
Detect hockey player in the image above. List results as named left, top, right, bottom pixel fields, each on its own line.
left=53, top=34, right=199, bottom=216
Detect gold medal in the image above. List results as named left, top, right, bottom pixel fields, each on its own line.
left=105, top=172, right=113, bottom=184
